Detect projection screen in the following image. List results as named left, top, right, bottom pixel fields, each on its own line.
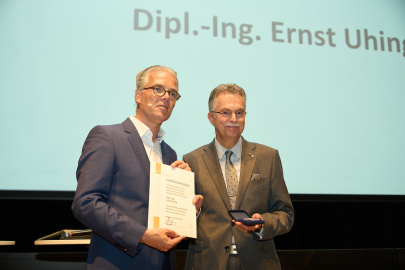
left=1, top=0, right=404, bottom=195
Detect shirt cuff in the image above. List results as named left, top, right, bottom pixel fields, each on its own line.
left=196, top=207, right=202, bottom=219
left=253, top=227, right=263, bottom=240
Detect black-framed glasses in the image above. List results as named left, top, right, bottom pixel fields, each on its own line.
left=144, top=86, right=181, bottom=101
left=210, top=109, right=247, bottom=118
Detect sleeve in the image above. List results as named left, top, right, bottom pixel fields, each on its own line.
left=183, top=153, right=202, bottom=219
left=71, top=125, right=146, bottom=257
left=260, top=150, right=294, bottom=241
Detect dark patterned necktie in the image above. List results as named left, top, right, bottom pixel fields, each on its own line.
left=225, top=150, right=238, bottom=209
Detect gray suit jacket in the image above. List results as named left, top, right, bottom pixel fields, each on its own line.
left=184, top=138, right=294, bottom=270
left=72, top=118, right=177, bottom=269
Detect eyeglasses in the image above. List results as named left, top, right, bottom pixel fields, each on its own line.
left=144, top=86, right=181, bottom=101
left=210, top=110, right=247, bottom=118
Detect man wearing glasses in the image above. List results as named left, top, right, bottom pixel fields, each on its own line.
left=72, top=65, right=202, bottom=270
left=184, top=84, right=294, bottom=270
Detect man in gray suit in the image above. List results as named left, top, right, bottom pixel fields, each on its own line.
left=184, top=84, right=294, bottom=270
left=72, top=65, right=202, bottom=269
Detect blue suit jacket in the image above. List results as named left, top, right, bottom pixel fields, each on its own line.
left=72, top=118, right=177, bottom=269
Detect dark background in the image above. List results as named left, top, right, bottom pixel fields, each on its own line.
left=1, top=191, right=404, bottom=269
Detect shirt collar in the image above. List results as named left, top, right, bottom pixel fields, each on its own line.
left=129, top=115, right=165, bottom=142
left=214, top=137, right=242, bottom=161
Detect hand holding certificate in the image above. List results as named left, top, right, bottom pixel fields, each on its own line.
left=148, top=162, right=197, bottom=238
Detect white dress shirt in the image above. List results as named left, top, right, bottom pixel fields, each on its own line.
left=130, top=115, right=164, bottom=163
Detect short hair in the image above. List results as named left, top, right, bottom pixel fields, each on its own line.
left=208, top=83, right=247, bottom=111
left=135, top=65, right=178, bottom=109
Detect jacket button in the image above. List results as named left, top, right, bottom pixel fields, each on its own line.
left=225, top=246, right=230, bottom=251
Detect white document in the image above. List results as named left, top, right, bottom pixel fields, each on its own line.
left=148, top=162, right=197, bottom=238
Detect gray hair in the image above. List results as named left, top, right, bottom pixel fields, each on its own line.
left=208, top=83, right=247, bottom=111
left=135, top=65, right=178, bottom=109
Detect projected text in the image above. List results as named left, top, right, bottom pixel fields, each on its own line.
left=134, top=9, right=405, bottom=58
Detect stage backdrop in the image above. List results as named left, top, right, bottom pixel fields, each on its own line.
left=1, top=0, right=404, bottom=195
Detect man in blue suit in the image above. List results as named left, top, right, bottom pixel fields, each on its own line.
left=72, top=65, right=202, bottom=269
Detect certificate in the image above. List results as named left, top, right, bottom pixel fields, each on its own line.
left=148, top=162, right=197, bottom=238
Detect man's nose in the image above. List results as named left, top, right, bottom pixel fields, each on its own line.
left=229, top=112, right=237, bottom=121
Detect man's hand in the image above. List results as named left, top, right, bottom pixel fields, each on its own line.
left=170, top=160, right=191, bottom=171
left=140, top=228, right=186, bottom=252
left=192, top=194, right=203, bottom=214
left=233, top=213, right=263, bottom=232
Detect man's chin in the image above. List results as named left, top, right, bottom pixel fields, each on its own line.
left=224, top=133, right=242, bottom=140
left=156, top=112, right=172, bottom=122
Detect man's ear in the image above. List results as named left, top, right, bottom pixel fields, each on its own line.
left=135, top=91, right=142, bottom=105
left=207, top=112, right=215, bottom=126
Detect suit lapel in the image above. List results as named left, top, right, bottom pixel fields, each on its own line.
left=202, top=140, right=232, bottom=210
left=122, top=118, right=150, bottom=178
left=235, top=138, right=257, bottom=210
left=161, top=141, right=171, bottom=165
